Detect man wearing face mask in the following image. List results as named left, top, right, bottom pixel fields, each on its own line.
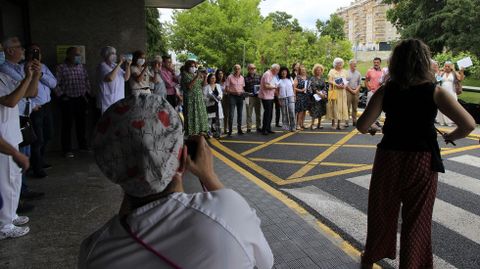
left=0, top=41, right=42, bottom=239
left=55, top=46, right=91, bottom=158
left=97, top=46, right=132, bottom=114
left=0, top=38, right=46, bottom=207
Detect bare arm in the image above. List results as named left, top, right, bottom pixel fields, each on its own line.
left=186, top=136, right=224, bottom=191
left=356, top=86, right=385, bottom=133
left=25, top=60, right=41, bottom=98
left=0, top=70, right=33, bottom=108
left=104, top=59, right=124, bottom=82
left=434, top=86, right=475, bottom=141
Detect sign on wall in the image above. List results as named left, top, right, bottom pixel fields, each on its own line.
left=56, top=45, right=86, bottom=64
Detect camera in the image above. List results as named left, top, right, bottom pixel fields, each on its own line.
left=184, top=138, right=199, bottom=161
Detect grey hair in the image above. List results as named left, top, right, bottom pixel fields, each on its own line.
left=271, top=63, right=280, bottom=70
left=2, top=37, right=19, bottom=49
left=348, top=59, right=357, bottom=65
left=333, top=58, right=344, bottom=68
left=100, top=46, right=116, bottom=59
left=153, top=55, right=162, bottom=62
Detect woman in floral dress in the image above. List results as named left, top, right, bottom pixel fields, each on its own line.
left=181, top=60, right=209, bottom=136
left=308, top=64, right=328, bottom=129
left=294, top=65, right=310, bottom=130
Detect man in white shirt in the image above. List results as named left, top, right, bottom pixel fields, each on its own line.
left=97, top=46, right=131, bottom=114
left=79, top=93, right=274, bottom=269
left=0, top=41, right=41, bottom=240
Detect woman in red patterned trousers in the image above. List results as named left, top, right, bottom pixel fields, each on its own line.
left=357, top=39, right=475, bottom=269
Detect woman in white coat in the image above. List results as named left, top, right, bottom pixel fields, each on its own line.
left=203, top=74, right=224, bottom=138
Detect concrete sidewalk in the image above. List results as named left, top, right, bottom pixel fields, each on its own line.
left=0, top=149, right=361, bottom=269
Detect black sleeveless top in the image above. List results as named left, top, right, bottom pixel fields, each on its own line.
left=378, top=81, right=444, bottom=172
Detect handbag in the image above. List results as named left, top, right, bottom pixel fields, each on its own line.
left=206, top=105, right=217, bottom=113
left=19, top=99, right=37, bottom=147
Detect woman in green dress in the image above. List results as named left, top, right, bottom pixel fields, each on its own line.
left=181, top=60, right=209, bottom=136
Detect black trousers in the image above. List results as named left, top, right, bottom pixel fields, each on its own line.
left=274, top=96, right=281, bottom=125
left=60, top=96, right=88, bottom=152
left=228, top=95, right=244, bottom=132
left=30, top=102, right=53, bottom=172
left=262, top=99, right=274, bottom=132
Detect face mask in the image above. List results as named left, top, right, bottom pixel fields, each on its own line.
left=0, top=52, right=5, bottom=65
left=109, top=54, right=117, bottom=63
left=137, top=58, right=145, bottom=66
left=189, top=67, right=197, bottom=74
left=74, top=56, right=82, bottom=64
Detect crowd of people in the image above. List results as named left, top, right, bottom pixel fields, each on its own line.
left=0, top=34, right=478, bottom=269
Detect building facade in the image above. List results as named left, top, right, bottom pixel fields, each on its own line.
left=336, top=0, right=399, bottom=51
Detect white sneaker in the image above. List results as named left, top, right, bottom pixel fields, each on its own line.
left=0, top=225, right=30, bottom=240
left=13, top=216, right=29, bottom=226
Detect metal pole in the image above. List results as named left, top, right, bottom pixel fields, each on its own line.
left=242, top=43, right=246, bottom=76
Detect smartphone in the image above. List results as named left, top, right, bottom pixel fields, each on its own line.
left=184, top=138, right=199, bottom=161
left=31, top=49, right=40, bottom=61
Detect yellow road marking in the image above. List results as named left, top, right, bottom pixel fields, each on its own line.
left=343, top=144, right=377, bottom=148
left=249, top=158, right=308, bottom=165
left=299, top=131, right=349, bottom=134
left=441, top=145, right=480, bottom=156
left=321, top=162, right=366, bottom=167
left=281, top=165, right=374, bottom=185
left=221, top=140, right=263, bottom=144
left=288, top=129, right=359, bottom=179
left=210, top=139, right=284, bottom=184
left=276, top=142, right=332, bottom=147
left=210, top=148, right=375, bottom=266
left=241, top=131, right=297, bottom=156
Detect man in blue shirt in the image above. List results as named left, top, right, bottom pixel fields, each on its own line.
left=25, top=44, right=57, bottom=178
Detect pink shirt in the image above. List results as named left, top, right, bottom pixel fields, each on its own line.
left=259, top=70, right=275, bottom=100
left=365, top=68, right=383, bottom=92
left=160, top=66, right=178, bottom=95
left=225, top=74, right=245, bottom=95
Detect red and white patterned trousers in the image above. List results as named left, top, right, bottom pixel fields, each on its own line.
left=363, top=148, right=438, bottom=269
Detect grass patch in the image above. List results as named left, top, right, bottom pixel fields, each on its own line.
left=459, top=91, right=480, bottom=104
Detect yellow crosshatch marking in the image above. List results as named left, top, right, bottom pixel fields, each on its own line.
left=288, top=130, right=359, bottom=179
left=241, top=132, right=297, bottom=156
left=211, top=130, right=480, bottom=186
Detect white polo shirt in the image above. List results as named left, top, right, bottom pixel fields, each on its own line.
left=0, top=73, right=22, bottom=146
left=79, top=189, right=274, bottom=269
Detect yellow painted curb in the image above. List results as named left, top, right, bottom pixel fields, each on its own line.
left=211, top=148, right=381, bottom=268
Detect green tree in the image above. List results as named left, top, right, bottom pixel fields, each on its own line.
left=167, top=0, right=262, bottom=70
left=384, top=0, right=480, bottom=56
left=146, top=8, right=167, bottom=57
left=316, top=14, right=346, bottom=41
left=265, top=11, right=303, bottom=32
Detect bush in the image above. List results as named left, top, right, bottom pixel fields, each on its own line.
left=434, top=51, right=480, bottom=79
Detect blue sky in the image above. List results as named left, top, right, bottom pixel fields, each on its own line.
left=159, top=0, right=352, bottom=30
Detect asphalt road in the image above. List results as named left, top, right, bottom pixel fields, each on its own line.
left=211, top=122, right=480, bottom=269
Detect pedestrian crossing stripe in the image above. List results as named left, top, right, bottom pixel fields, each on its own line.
left=448, top=155, right=480, bottom=169
left=346, top=174, right=480, bottom=245
left=283, top=185, right=458, bottom=269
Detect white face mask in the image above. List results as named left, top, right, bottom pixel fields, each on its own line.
left=137, top=58, right=145, bottom=66
left=109, top=54, right=117, bottom=63
left=189, top=67, right=197, bottom=74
